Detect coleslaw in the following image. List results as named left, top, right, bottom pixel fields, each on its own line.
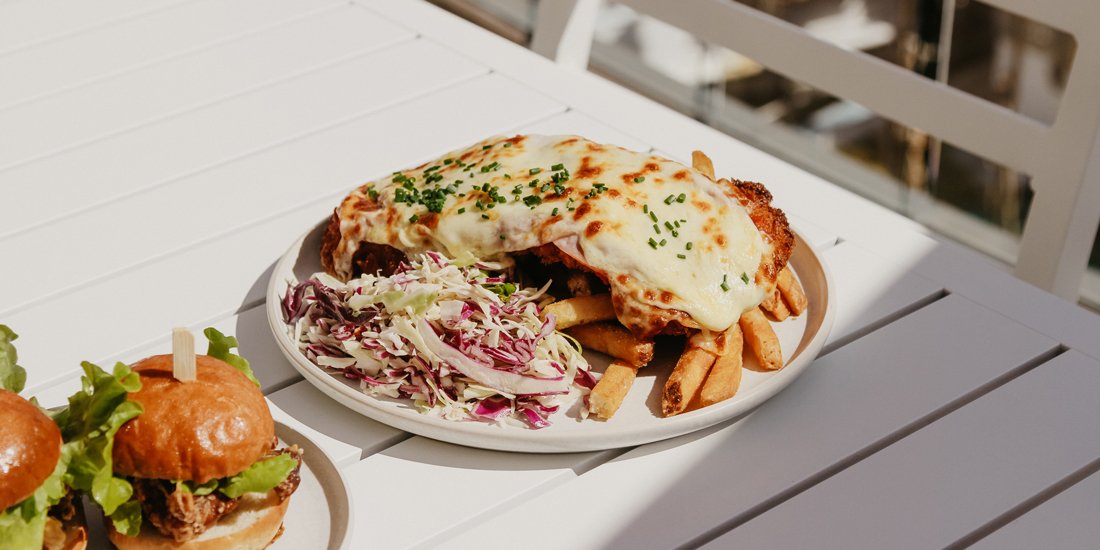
left=281, top=252, right=595, bottom=428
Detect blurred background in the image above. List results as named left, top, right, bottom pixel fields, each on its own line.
left=429, top=0, right=1098, bottom=310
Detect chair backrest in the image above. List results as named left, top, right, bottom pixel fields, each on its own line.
left=532, top=0, right=1100, bottom=301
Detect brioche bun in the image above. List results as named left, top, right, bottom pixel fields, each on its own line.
left=107, top=492, right=290, bottom=550
left=111, top=355, right=274, bottom=483
left=0, top=389, right=62, bottom=510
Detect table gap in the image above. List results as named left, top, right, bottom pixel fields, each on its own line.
left=949, top=455, right=1100, bottom=549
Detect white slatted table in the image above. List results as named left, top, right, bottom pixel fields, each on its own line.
left=4, top=1, right=1100, bottom=548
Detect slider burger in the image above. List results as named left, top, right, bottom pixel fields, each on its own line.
left=0, top=390, right=86, bottom=550
left=105, top=334, right=302, bottom=549
left=0, top=325, right=85, bottom=550
left=322, top=135, right=792, bottom=337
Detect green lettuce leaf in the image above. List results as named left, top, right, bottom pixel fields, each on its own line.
left=53, top=361, right=144, bottom=537
left=0, top=448, right=68, bottom=550
left=108, top=500, right=142, bottom=537
left=0, top=324, right=26, bottom=393
left=204, top=328, right=260, bottom=386
left=218, top=454, right=298, bottom=499
left=176, top=479, right=218, bottom=496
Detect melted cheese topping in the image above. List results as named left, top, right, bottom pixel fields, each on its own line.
left=333, top=135, right=768, bottom=332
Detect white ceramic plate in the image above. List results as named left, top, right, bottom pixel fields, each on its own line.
left=271, top=422, right=353, bottom=550
left=266, top=218, right=834, bottom=453
left=81, top=422, right=352, bottom=549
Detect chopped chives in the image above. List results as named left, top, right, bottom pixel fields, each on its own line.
left=457, top=207, right=466, bottom=214
left=409, top=214, right=419, bottom=223
left=483, top=144, right=492, bottom=150
left=500, top=234, right=506, bottom=240
left=503, top=142, right=512, bottom=148
left=552, top=207, right=559, bottom=216
left=648, top=238, right=658, bottom=249
left=674, top=220, right=680, bottom=228
left=664, top=221, right=674, bottom=231
left=444, top=159, right=454, bottom=165
left=676, top=193, right=686, bottom=203
left=741, top=272, right=750, bottom=284
left=671, top=230, right=679, bottom=238
left=529, top=167, right=542, bottom=175
left=686, top=242, right=693, bottom=250
left=677, top=254, right=686, bottom=259
left=659, top=239, right=667, bottom=246
left=649, top=212, right=658, bottom=223
left=720, top=274, right=730, bottom=292
left=551, top=163, right=565, bottom=171
left=653, top=224, right=661, bottom=234
left=634, top=176, right=645, bottom=183
left=664, top=194, right=675, bottom=205
left=481, top=214, right=490, bottom=219
left=643, top=204, right=649, bottom=214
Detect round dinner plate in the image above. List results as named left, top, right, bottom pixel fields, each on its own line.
left=266, top=218, right=834, bottom=453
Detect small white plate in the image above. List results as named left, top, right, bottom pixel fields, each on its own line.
left=266, top=218, right=834, bottom=453
left=81, top=422, right=352, bottom=549
left=272, top=422, right=353, bottom=550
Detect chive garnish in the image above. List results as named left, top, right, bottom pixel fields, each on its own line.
left=676, top=193, right=686, bottom=203
left=720, top=274, right=730, bottom=292
left=648, top=238, right=658, bottom=249
left=686, top=242, right=693, bottom=250
left=649, top=212, right=658, bottom=223
left=653, top=224, right=661, bottom=234
left=741, top=272, right=750, bottom=284
left=551, top=163, right=565, bottom=171
left=634, top=176, right=645, bottom=183
left=529, top=167, right=542, bottom=175
left=664, top=194, right=675, bottom=205
left=677, top=254, right=686, bottom=259
left=457, top=207, right=466, bottom=214
left=409, top=214, right=419, bottom=223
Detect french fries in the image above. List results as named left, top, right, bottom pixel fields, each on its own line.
left=545, top=294, right=616, bottom=329
left=776, top=267, right=807, bottom=315
left=587, top=360, right=638, bottom=419
left=566, top=322, right=654, bottom=367
left=661, top=331, right=718, bottom=417
left=759, top=288, right=791, bottom=321
left=692, top=150, right=716, bottom=179
left=698, top=324, right=744, bottom=407
left=739, top=307, right=783, bottom=370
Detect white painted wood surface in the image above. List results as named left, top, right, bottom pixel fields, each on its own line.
left=715, top=351, right=1100, bottom=549
left=0, top=0, right=340, bottom=108
left=4, top=1, right=1100, bottom=547
left=974, top=468, right=1100, bottom=549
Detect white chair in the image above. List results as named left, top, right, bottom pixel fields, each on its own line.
left=532, top=0, right=1100, bottom=301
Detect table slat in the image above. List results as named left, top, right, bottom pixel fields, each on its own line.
left=0, top=6, right=408, bottom=170
left=435, top=295, right=1057, bottom=549
left=0, top=0, right=185, bottom=55
left=973, top=467, right=1100, bottom=549
left=715, top=351, right=1100, bottom=549
left=268, top=382, right=407, bottom=468
left=0, top=0, right=339, bottom=108
left=0, top=38, right=481, bottom=239
left=345, top=439, right=615, bottom=549
left=820, top=240, right=944, bottom=352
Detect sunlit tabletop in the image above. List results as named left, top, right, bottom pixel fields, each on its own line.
left=4, top=0, right=1100, bottom=548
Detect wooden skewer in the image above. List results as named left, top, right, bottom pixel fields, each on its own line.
left=172, top=327, right=196, bottom=382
